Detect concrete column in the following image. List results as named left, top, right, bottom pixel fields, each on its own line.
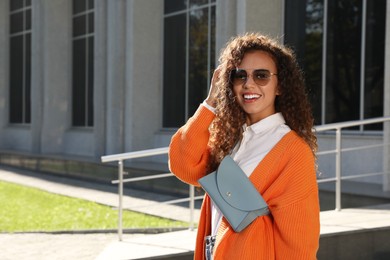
left=216, top=0, right=284, bottom=57
left=105, top=0, right=127, bottom=154
left=384, top=3, right=390, bottom=191
left=216, top=0, right=237, bottom=54
left=236, top=0, right=284, bottom=39
left=124, top=0, right=164, bottom=151
left=30, top=0, right=44, bottom=153
left=93, top=0, right=107, bottom=158
left=123, top=1, right=134, bottom=153
left=40, top=0, right=71, bottom=154
left=0, top=0, right=8, bottom=137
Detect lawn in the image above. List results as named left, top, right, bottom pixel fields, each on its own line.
left=0, top=181, right=187, bottom=232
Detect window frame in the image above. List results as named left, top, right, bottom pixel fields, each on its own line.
left=162, top=0, right=216, bottom=129
left=71, top=0, right=94, bottom=128
left=284, top=0, right=386, bottom=131
left=9, top=0, right=32, bottom=125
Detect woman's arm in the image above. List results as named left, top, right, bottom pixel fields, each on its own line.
left=272, top=190, right=320, bottom=259
left=271, top=139, right=320, bottom=259
left=168, top=105, right=215, bottom=186
left=169, top=68, right=221, bottom=186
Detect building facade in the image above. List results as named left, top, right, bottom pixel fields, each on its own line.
left=0, top=0, right=389, bottom=189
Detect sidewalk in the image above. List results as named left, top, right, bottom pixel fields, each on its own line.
left=0, top=231, right=196, bottom=260
left=1, top=166, right=390, bottom=259
left=0, top=166, right=200, bottom=222
left=0, top=166, right=198, bottom=260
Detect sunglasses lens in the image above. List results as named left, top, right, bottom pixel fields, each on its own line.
left=230, top=69, right=247, bottom=85
left=253, top=70, right=271, bottom=86
left=230, top=69, right=274, bottom=86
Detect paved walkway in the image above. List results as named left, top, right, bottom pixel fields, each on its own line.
left=1, top=166, right=390, bottom=259
left=0, top=166, right=200, bottom=223
left=0, top=166, right=198, bottom=260
left=0, top=231, right=196, bottom=260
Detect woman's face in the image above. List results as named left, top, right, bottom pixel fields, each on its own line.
left=232, top=50, right=279, bottom=125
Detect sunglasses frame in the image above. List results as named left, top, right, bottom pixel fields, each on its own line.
left=229, top=68, right=277, bottom=86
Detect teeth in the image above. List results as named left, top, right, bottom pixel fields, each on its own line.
left=244, top=94, right=260, bottom=100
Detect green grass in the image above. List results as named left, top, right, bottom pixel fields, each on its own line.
left=0, top=181, right=187, bottom=232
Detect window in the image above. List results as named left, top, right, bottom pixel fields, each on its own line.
left=163, top=0, right=216, bottom=128
left=9, top=0, right=32, bottom=124
left=72, top=0, right=94, bottom=127
left=284, top=0, right=386, bottom=130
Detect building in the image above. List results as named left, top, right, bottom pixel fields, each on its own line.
left=0, top=0, right=389, bottom=191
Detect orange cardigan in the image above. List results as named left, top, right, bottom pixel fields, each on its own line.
left=169, top=105, right=320, bottom=260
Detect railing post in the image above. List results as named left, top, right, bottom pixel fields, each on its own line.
left=189, top=185, right=195, bottom=231
left=118, top=159, right=124, bottom=241
left=335, top=128, right=342, bottom=211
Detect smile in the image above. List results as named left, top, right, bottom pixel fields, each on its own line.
left=243, top=94, right=261, bottom=100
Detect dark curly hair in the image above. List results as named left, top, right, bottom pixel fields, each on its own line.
left=207, top=32, right=317, bottom=172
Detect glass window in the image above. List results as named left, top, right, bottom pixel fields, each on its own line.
left=25, top=33, right=31, bottom=123
left=163, top=14, right=186, bottom=127
left=164, top=0, right=187, bottom=14
left=72, top=39, right=86, bottom=126
left=190, top=0, right=209, bottom=7
left=10, top=36, right=23, bottom=123
left=88, top=0, right=94, bottom=10
left=284, top=0, right=386, bottom=130
left=9, top=0, right=32, bottom=124
left=73, top=0, right=86, bottom=14
left=72, top=0, right=94, bottom=127
left=163, top=0, right=216, bottom=128
left=364, top=0, right=386, bottom=130
left=10, top=0, right=24, bottom=11
left=73, top=15, right=86, bottom=37
left=188, top=7, right=215, bottom=117
left=326, top=0, right=362, bottom=123
left=10, top=12, right=23, bottom=34
left=285, top=0, right=324, bottom=124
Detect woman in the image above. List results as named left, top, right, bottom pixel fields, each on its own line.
left=169, top=33, right=320, bottom=259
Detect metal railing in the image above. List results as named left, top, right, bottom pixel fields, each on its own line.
left=101, top=116, right=390, bottom=240
left=315, top=117, right=390, bottom=211
left=101, top=147, right=203, bottom=241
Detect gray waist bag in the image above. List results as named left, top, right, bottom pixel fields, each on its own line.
left=199, top=156, right=269, bottom=232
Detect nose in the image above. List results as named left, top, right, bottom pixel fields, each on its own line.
left=243, top=73, right=256, bottom=88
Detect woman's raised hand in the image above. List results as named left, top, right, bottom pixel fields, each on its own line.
left=205, top=66, right=221, bottom=107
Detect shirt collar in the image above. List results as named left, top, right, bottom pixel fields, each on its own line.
left=243, top=112, right=286, bottom=135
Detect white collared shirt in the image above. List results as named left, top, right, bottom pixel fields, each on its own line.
left=202, top=101, right=291, bottom=235
left=230, top=113, right=291, bottom=176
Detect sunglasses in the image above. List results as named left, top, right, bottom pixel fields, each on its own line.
left=229, top=69, right=277, bottom=86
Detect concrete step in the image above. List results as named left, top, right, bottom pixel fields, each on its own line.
left=318, top=204, right=390, bottom=260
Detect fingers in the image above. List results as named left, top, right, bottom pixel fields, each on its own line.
left=205, top=67, right=222, bottom=107
left=211, top=66, right=222, bottom=85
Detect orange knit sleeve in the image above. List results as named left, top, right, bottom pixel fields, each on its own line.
left=270, top=138, right=320, bottom=259
left=168, top=105, right=215, bottom=186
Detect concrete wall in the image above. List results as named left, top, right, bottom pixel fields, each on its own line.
left=384, top=0, right=390, bottom=191
left=215, top=0, right=284, bottom=62
left=236, top=0, right=284, bottom=39
left=317, top=134, right=384, bottom=185
left=0, top=0, right=163, bottom=160
left=0, top=0, right=9, bottom=147
left=318, top=228, right=390, bottom=260
left=41, top=0, right=73, bottom=155
left=0, top=0, right=389, bottom=192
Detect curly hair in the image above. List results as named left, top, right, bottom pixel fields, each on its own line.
left=207, top=32, right=317, bottom=172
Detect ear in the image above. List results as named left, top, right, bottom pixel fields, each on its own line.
left=276, top=86, right=281, bottom=95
